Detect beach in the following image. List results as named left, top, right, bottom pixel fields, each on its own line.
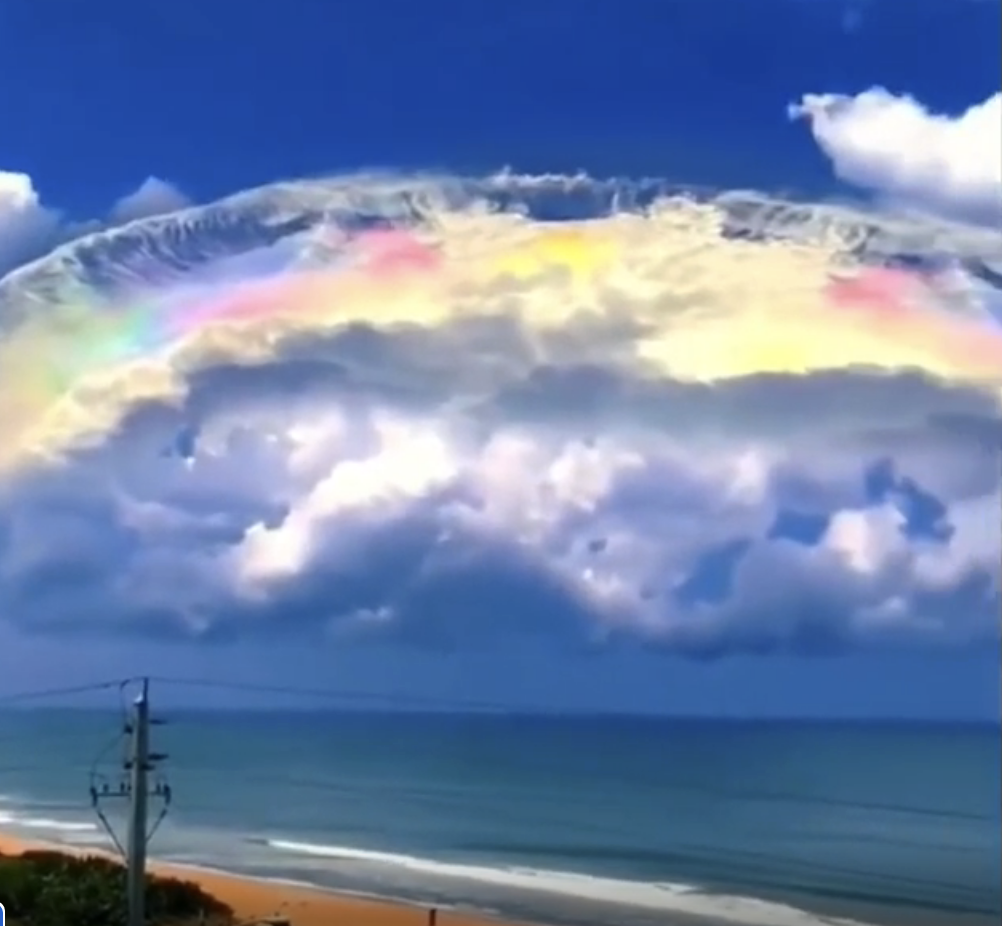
left=0, top=832, right=517, bottom=926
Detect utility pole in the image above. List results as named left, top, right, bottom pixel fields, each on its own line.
left=89, top=677, right=172, bottom=926
left=88, top=673, right=172, bottom=926
left=126, top=677, right=151, bottom=926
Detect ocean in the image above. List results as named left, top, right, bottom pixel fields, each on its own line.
left=0, top=709, right=998, bottom=926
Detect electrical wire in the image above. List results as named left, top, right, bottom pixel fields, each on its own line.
left=150, top=674, right=995, bottom=824
left=86, top=681, right=136, bottom=859
left=149, top=766, right=988, bottom=914
left=0, top=763, right=52, bottom=774
left=0, top=679, right=131, bottom=705
left=149, top=673, right=514, bottom=713
left=190, top=769, right=987, bottom=898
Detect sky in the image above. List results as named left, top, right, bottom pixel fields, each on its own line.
left=0, top=0, right=1000, bottom=720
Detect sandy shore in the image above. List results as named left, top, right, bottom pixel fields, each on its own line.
left=0, top=833, right=526, bottom=926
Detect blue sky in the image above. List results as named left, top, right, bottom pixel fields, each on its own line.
left=1, top=0, right=997, bottom=208
left=0, top=0, right=999, bottom=719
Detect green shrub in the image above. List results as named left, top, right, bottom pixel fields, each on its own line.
left=0, top=850, right=234, bottom=926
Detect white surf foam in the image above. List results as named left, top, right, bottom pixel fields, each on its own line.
left=0, top=808, right=98, bottom=833
left=265, top=838, right=872, bottom=926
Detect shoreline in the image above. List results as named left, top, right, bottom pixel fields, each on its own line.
left=0, top=832, right=532, bottom=926
left=1, top=829, right=994, bottom=926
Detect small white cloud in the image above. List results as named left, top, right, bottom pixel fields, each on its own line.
left=790, top=89, right=1002, bottom=224
left=0, top=170, right=61, bottom=273
left=110, top=176, right=192, bottom=223
left=0, top=169, right=192, bottom=280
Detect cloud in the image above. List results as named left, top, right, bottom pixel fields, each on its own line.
left=110, top=176, right=192, bottom=224
left=0, top=171, right=998, bottom=658
left=0, top=170, right=61, bottom=272
left=790, top=89, right=1002, bottom=225
left=1, top=173, right=1000, bottom=476
left=0, top=347, right=997, bottom=657
left=0, top=168, right=192, bottom=277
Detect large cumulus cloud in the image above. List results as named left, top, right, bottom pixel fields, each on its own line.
left=0, top=167, right=998, bottom=659
left=0, top=337, right=998, bottom=657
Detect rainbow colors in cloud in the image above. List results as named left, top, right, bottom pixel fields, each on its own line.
left=823, top=266, right=1002, bottom=378
left=0, top=180, right=1000, bottom=473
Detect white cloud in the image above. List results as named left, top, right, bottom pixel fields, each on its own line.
left=0, top=167, right=191, bottom=277
left=0, top=170, right=61, bottom=272
left=110, top=176, right=192, bottom=223
left=0, top=360, right=996, bottom=655
left=1, top=172, right=1000, bottom=479
left=790, top=89, right=1002, bottom=224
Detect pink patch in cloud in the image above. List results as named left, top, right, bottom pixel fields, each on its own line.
left=355, top=229, right=442, bottom=275
left=824, top=268, right=927, bottom=321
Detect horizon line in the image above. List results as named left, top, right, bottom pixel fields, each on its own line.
left=0, top=703, right=997, bottom=725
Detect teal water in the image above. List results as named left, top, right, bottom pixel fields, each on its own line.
left=1, top=711, right=999, bottom=926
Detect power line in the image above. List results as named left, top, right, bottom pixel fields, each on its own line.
left=157, top=736, right=994, bottom=904
left=184, top=764, right=988, bottom=826
left=0, top=763, right=54, bottom=774
left=0, top=679, right=130, bottom=705
left=0, top=728, right=125, bottom=753
left=4, top=674, right=990, bottom=825
left=171, top=768, right=985, bottom=908
left=211, top=768, right=994, bottom=854
left=147, top=674, right=996, bottom=825
left=148, top=674, right=516, bottom=713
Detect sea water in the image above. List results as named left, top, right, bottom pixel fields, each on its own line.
left=0, top=711, right=998, bottom=926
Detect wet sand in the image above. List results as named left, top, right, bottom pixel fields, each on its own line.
left=0, top=832, right=525, bottom=926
